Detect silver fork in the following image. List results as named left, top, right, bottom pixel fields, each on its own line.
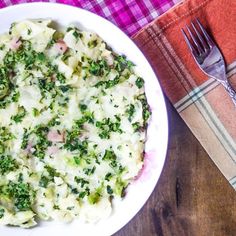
left=182, top=19, right=236, bottom=106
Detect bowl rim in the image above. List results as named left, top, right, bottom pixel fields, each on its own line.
left=0, top=2, right=169, bottom=235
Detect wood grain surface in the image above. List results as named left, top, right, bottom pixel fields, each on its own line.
left=114, top=101, right=236, bottom=236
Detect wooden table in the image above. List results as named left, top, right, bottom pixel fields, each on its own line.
left=114, top=101, right=236, bottom=236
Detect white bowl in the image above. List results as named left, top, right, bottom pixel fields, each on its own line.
left=0, top=3, right=168, bottom=236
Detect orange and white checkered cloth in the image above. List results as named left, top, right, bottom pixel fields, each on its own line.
left=133, top=0, right=236, bottom=189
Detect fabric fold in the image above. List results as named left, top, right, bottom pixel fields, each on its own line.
left=132, top=0, right=236, bottom=189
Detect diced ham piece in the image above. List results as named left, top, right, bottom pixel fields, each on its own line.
left=9, top=37, right=22, bottom=50
left=55, top=40, right=68, bottom=54
left=105, top=54, right=113, bottom=66
left=25, top=142, right=33, bottom=154
left=47, top=146, right=60, bottom=156
left=51, top=74, right=56, bottom=82
left=47, top=130, right=64, bottom=143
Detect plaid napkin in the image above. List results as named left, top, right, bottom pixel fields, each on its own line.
left=0, top=0, right=179, bottom=36
left=133, top=0, right=236, bottom=189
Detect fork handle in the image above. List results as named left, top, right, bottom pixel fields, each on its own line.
left=221, top=80, right=236, bottom=106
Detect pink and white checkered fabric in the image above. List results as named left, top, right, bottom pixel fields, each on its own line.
left=0, top=0, right=180, bottom=36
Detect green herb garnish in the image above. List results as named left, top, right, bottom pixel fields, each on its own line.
left=11, top=106, right=27, bottom=123
left=0, top=155, right=18, bottom=175
left=0, top=208, right=5, bottom=219
left=6, top=181, right=35, bottom=211
left=96, top=117, right=122, bottom=139
left=126, top=104, right=135, bottom=122
left=135, top=77, right=144, bottom=89
left=39, top=176, right=50, bottom=188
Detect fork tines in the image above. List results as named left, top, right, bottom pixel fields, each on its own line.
left=181, top=19, right=214, bottom=56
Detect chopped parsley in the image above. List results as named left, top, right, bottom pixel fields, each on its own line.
left=64, top=131, right=88, bottom=152
left=64, top=115, right=95, bottom=151
left=37, top=52, right=46, bottom=62
left=45, top=165, right=60, bottom=178
left=89, top=59, right=109, bottom=76
left=79, top=104, right=87, bottom=112
left=32, top=126, right=51, bottom=159
left=0, top=142, right=5, bottom=154
left=132, top=122, right=142, bottom=132
left=74, top=177, right=89, bottom=188
left=135, top=77, right=144, bottom=89
left=0, top=155, right=18, bottom=175
left=83, top=111, right=95, bottom=124
left=96, top=117, right=122, bottom=139
left=94, top=75, right=128, bottom=89
left=38, top=78, right=55, bottom=94
left=56, top=73, right=66, bottom=84
left=73, top=156, right=82, bottom=165
left=138, top=94, right=151, bottom=125
left=21, top=128, right=29, bottom=149
left=84, top=166, right=96, bottom=176
left=126, top=104, right=135, bottom=122
left=105, top=172, right=113, bottom=181
left=59, top=85, right=71, bottom=93
left=39, top=176, right=50, bottom=188
left=78, top=191, right=87, bottom=199
left=103, top=150, right=117, bottom=161
left=11, top=106, right=27, bottom=123
left=103, top=150, right=118, bottom=168
left=39, top=166, right=60, bottom=187
left=32, top=108, right=40, bottom=117
left=88, top=188, right=102, bottom=204
left=0, top=45, right=5, bottom=50
left=4, top=41, right=36, bottom=69
left=72, top=30, right=82, bottom=40
left=12, top=91, right=20, bottom=102
left=27, top=28, right=32, bottom=35
left=0, top=88, right=19, bottom=109
left=88, top=39, right=98, bottom=48
left=53, top=205, right=60, bottom=210
left=48, top=116, right=61, bottom=127
left=114, top=55, right=134, bottom=73
left=0, top=76, right=10, bottom=99
left=106, top=185, right=113, bottom=195
left=6, top=181, right=35, bottom=211
left=0, top=208, right=5, bottom=219
left=114, top=178, right=128, bottom=197
left=0, top=126, right=14, bottom=142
